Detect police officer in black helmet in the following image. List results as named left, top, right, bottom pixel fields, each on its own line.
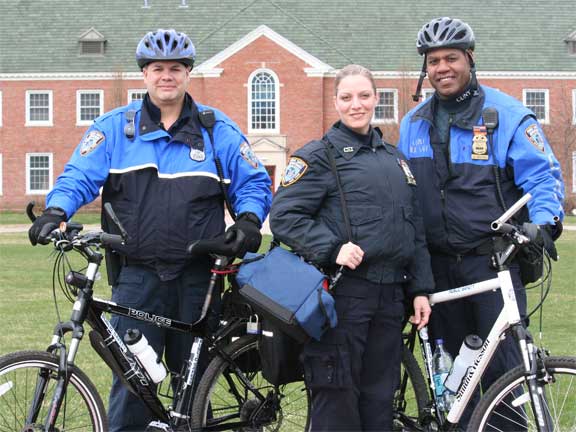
left=398, top=17, right=564, bottom=429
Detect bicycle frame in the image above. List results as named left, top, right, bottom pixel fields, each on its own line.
left=43, top=251, right=250, bottom=430
left=418, top=194, right=552, bottom=429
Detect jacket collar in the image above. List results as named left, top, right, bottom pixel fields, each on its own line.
left=411, top=85, right=486, bottom=131
left=324, top=121, right=386, bottom=160
left=139, top=93, right=204, bottom=148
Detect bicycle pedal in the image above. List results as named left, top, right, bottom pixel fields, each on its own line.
left=145, top=420, right=173, bottom=431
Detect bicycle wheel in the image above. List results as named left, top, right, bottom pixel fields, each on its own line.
left=191, top=335, right=311, bottom=431
left=393, top=344, right=430, bottom=431
left=468, top=356, right=576, bottom=431
left=0, top=350, right=108, bottom=431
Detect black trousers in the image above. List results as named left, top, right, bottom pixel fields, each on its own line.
left=302, top=275, right=405, bottom=431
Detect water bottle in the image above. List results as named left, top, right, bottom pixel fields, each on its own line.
left=124, top=329, right=167, bottom=384
left=444, top=335, right=483, bottom=395
left=432, top=339, right=453, bottom=413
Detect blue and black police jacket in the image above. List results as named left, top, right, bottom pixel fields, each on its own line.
left=47, top=97, right=272, bottom=280
left=398, top=86, right=564, bottom=256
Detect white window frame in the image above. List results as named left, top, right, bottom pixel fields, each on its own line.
left=76, top=90, right=104, bottom=126
left=127, top=89, right=147, bottom=104
left=0, top=91, right=3, bottom=127
left=25, top=90, right=53, bottom=126
left=247, top=69, right=280, bottom=134
left=523, top=89, right=550, bottom=124
left=373, top=88, right=398, bottom=124
left=26, top=153, right=53, bottom=194
left=421, top=88, right=435, bottom=101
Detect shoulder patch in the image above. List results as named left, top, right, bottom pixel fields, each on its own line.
left=524, top=124, right=545, bottom=153
left=79, top=130, right=105, bottom=156
left=281, top=157, right=308, bottom=187
left=240, top=141, right=260, bottom=168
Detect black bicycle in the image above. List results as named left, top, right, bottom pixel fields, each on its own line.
left=0, top=203, right=310, bottom=431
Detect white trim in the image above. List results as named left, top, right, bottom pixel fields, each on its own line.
left=247, top=68, right=280, bottom=134
left=25, top=90, right=53, bottom=127
left=0, top=91, right=2, bottom=127
left=26, top=153, right=53, bottom=194
left=373, top=88, right=398, bottom=124
left=76, top=89, right=104, bottom=126
left=0, top=154, right=2, bottom=196
left=109, top=164, right=231, bottom=183
left=127, top=89, right=147, bottom=103
left=2, top=70, right=576, bottom=81
left=522, top=88, right=550, bottom=124
left=194, top=25, right=333, bottom=77
left=572, top=89, right=576, bottom=125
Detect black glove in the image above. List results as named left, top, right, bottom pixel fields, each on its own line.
left=28, top=207, right=67, bottom=246
left=522, top=222, right=558, bottom=261
left=224, top=212, right=262, bottom=258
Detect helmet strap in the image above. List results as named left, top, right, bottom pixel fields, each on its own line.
left=412, top=57, right=427, bottom=102
left=467, top=52, right=480, bottom=96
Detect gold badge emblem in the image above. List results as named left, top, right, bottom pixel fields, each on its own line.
left=471, top=126, right=489, bottom=160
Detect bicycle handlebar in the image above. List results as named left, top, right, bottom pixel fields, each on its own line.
left=186, top=235, right=238, bottom=258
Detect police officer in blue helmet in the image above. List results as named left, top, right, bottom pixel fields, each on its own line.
left=29, top=29, right=272, bottom=431
left=398, top=17, right=564, bottom=429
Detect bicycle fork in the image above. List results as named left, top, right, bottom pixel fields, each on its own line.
left=513, top=325, right=554, bottom=431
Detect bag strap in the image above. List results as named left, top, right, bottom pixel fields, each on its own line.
left=323, top=139, right=352, bottom=241
left=198, top=110, right=237, bottom=221
left=322, top=139, right=353, bottom=290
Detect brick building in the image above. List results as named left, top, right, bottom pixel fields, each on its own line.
left=0, top=0, right=575, bottom=213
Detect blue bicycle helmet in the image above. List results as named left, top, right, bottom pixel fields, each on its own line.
left=136, top=29, right=196, bottom=69
left=416, top=17, right=475, bottom=55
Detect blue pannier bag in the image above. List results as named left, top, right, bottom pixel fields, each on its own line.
left=236, top=246, right=338, bottom=342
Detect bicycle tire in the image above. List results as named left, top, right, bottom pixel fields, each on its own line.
left=393, top=344, right=431, bottom=431
left=0, top=350, right=108, bottom=431
left=467, top=355, right=576, bottom=431
left=191, top=334, right=311, bottom=431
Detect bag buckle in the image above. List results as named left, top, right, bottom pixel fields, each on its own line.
left=246, top=315, right=261, bottom=335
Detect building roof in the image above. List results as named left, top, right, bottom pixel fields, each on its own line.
left=1, top=0, right=575, bottom=74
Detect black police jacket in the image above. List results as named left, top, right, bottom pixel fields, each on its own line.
left=270, top=122, right=433, bottom=297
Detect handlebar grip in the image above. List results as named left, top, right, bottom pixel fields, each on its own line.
left=187, top=237, right=236, bottom=258
left=100, top=233, right=125, bottom=248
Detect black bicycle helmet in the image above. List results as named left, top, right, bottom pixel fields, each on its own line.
left=416, top=17, right=475, bottom=55
left=136, top=29, right=196, bottom=69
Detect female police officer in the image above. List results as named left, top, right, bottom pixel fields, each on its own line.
left=270, top=64, right=433, bottom=431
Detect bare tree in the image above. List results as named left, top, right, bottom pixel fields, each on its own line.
left=542, top=83, right=576, bottom=213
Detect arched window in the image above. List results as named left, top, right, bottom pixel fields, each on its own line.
left=248, top=70, right=279, bottom=133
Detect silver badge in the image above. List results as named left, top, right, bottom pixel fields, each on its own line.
left=190, top=148, right=205, bottom=162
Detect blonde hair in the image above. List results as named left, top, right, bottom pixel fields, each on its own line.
left=334, top=64, right=376, bottom=95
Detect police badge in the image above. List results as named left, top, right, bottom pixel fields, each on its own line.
left=281, top=157, right=308, bottom=187
left=471, top=126, right=489, bottom=160
left=240, top=142, right=260, bottom=168
left=524, top=124, right=545, bottom=153
left=79, top=130, right=105, bottom=156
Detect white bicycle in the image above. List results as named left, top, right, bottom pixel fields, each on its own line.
left=394, top=194, right=576, bottom=431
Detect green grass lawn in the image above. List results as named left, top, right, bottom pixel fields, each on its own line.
left=0, top=230, right=574, bottom=424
